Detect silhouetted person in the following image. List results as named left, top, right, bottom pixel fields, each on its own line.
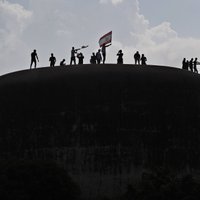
left=189, top=58, right=193, bottom=72
left=30, top=49, right=39, bottom=69
left=102, top=43, right=111, bottom=64
left=49, top=53, right=56, bottom=67
left=77, top=52, right=84, bottom=64
left=141, top=54, right=147, bottom=65
left=96, top=49, right=102, bottom=64
left=194, top=57, right=199, bottom=73
left=70, top=47, right=76, bottom=65
left=182, top=58, right=187, bottom=70
left=134, top=51, right=140, bottom=65
left=117, top=50, right=123, bottom=64
left=60, top=59, right=66, bottom=66
left=90, top=52, right=96, bottom=64
left=186, top=60, right=189, bottom=70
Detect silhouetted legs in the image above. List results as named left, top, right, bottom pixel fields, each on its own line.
left=101, top=44, right=111, bottom=64
left=30, top=60, right=37, bottom=69
left=102, top=53, right=106, bottom=64
left=49, top=53, right=56, bottom=67
left=70, top=57, right=76, bottom=65
left=70, top=47, right=77, bottom=65
left=96, top=49, right=102, bottom=64
left=182, top=58, right=187, bottom=70
left=90, top=53, right=96, bottom=64
left=189, top=58, right=193, bottom=72
left=182, top=57, right=199, bottom=73
left=134, top=51, right=140, bottom=65
left=135, top=58, right=140, bottom=65
left=30, top=49, right=39, bottom=69
left=194, top=58, right=198, bottom=73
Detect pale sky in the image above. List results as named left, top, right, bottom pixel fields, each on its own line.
left=1, top=0, right=200, bottom=75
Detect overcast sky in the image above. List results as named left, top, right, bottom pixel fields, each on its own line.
left=1, top=0, right=200, bottom=75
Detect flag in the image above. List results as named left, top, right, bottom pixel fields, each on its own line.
left=99, top=31, right=112, bottom=47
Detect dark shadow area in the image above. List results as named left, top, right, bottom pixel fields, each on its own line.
left=0, top=160, right=81, bottom=200
left=119, top=168, right=200, bottom=200
left=0, top=64, right=200, bottom=198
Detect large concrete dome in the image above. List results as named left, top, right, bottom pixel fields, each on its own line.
left=0, top=64, right=200, bottom=198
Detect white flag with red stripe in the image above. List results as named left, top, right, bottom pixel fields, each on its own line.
left=99, top=31, right=112, bottom=47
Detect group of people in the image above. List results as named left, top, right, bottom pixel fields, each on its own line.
left=70, top=47, right=85, bottom=65
left=182, top=58, right=199, bottom=73
left=29, top=49, right=200, bottom=74
left=134, top=51, right=147, bottom=65
left=115, top=50, right=148, bottom=65
left=30, top=43, right=112, bottom=69
left=90, top=44, right=111, bottom=64
left=29, top=47, right=148, bottom=69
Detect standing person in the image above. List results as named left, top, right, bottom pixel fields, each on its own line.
left=70, top=47, right=77, bottom=65
left=96, top=49, right=102, bottom=64
left=117, top=50, right=123, bottom=64
left=30, top=49, right=39, bottom=69
left=186, top=60, right=189, bottom=70
left=141, top=54, right=147, bottom=65
left=189, top=58, right=193, bottom=72
left=194, top=57, right=199, bottom=73
left=182, top=58, right=187, bottom=70
left=49, top=53, right=56, bottom=67
left=102, top=43, right=111, bottom=64
left=90, top=53, right=96, bottom=64
left=77, top=52, right=84, bottom=64
left=134, top=51, right=140, bottom=65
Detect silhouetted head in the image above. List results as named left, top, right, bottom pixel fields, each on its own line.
left=119, top=50, right=122, bottom=53
left=51, top=53, right=53, bottom=56
left=72, top=47, right=74, bottom=50
left=34, top=49, right=36, bottom=53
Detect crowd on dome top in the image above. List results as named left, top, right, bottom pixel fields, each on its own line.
left=30, top=47, right=148, bottom=70
left=30, top=48, right=199, bottom=74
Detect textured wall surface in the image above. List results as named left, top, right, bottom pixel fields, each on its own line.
left=0, top=64, right=200, bottom=198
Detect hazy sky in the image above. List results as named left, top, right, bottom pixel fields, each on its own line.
left=1, top=0, right=200, bottom=75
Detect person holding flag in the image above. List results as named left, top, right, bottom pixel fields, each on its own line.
left=102, top=43, right=111, bottom=64
left=99, top=31, right=112, bottom=64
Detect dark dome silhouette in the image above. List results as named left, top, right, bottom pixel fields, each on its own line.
left=0, top=64, right=200, bottom=198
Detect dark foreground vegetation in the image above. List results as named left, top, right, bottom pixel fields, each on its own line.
left=0, top=161, right=199, bottom=200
